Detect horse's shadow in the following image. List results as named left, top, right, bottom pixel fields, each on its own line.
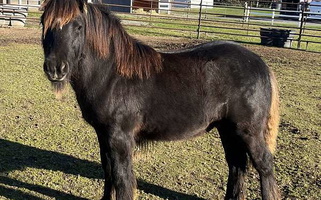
left=0, top=139, right=205, bottom=200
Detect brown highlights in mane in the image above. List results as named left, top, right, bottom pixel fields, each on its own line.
left=41, top=0, right=82, bottom=36
left=85, top=4, right=163, bottom=79
left=41, top=0, right=162, bottom=79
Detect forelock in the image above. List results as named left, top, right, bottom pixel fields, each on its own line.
left=41, top=0, right=82, bottom=36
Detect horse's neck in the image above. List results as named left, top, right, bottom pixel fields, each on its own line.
left=71, top=52, right=117, bottom=98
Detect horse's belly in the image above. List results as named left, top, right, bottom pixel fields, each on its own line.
left=136, top=122, right=209, bottom=142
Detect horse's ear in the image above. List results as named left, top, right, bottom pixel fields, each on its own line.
left=76, top=0, right=88, bottom=12
left=39, top=0, right=48, bottom=11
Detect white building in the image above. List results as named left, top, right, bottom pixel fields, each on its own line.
left=190, top=0, right=214, bottom=8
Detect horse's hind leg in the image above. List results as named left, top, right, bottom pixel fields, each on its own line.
left=217, top=120, right=248, bottom=200
left=240, top=128, right=280, bottom=200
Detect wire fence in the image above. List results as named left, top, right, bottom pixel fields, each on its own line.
left=1, top=0, right=321, bottom=52
left=106, top=0, right=321, bottom=52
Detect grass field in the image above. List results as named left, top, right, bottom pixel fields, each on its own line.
left=0, top=27, right=320, bottom=200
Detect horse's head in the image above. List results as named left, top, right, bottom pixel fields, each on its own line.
left=41, top=0, right=162, bottom=85
left=41, top=0, right=87, bottom=93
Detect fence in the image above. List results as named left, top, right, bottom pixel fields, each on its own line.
left=1, top=0, right=321, bottom=52
left=0, top=0, right=40, bottom=7
left=104, top=0, right=321, bottom=52
left=0, top=0, right=40, bottom=26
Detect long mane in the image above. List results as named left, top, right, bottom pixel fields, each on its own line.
left=41, top=0, right=163, bottom=79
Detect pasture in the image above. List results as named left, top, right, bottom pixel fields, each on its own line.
left=0, top=27, right=320, bottom=199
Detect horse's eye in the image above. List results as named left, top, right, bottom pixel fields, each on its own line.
left=77, top=25, right=83, bottom=30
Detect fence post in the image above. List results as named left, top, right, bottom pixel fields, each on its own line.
left=149, top=0, right=152, bottom=24
left=17, top=0, right=21, bottom=9
left=243, top=2, right=249, bottom=22
left=197, top=0, right=203, bottom=39
left=271, top=8, right=275, bottom=25
left=297, top=2, right=307, bottom=49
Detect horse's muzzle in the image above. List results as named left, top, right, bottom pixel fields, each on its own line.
left=44, top=60, right=69, bottom=82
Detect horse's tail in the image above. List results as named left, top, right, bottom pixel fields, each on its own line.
left=265, top=70, right=280, bottom=154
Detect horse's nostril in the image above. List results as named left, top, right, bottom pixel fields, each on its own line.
left=44, top=59, right=55, bottom=74
left=44, top=62, right=50, bottom=73
left=61, top=63, right=66, bottom=71
left=60, top=62, right=69, bottom=74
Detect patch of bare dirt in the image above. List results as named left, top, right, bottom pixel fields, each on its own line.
left=135, top=34, right=321, bottom=64
left=134, top=34, right=204, bottom=51
left=0, top=27, right=42, bottom=46
left=245, top=45, right=320, bottom=67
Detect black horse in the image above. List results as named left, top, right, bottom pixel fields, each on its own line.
left=40, top=0, right=280, bottom=199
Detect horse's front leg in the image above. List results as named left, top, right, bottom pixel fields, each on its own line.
left=97, top=126, right=136, bottom=200
left=97, top=131, right=113, bottom=199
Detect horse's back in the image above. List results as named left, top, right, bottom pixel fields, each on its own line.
left=162, top=41, right=270, bottom=81
left=161, top=41, right=271, bottom=105
left=142, top=41, right=272, bottom=139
